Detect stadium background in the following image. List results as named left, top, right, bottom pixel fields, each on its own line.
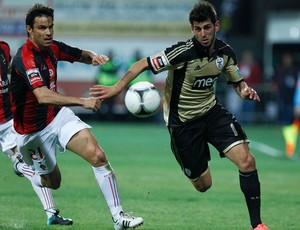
left=1, top=1, right=300, bottom=229
left=1, top=0, right=300, bottom=123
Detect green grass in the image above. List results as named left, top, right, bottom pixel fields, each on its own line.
left=0, top=122, right=300, bottom=229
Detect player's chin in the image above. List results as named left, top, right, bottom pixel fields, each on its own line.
left=200, top=40, right=212, bottom=47
left=44, top=39, right=53, bottom=47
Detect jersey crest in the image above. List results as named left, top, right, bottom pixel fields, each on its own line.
left=215, top=56, right=224, bottom=70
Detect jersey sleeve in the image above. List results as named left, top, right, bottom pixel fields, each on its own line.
left=222, top=46, right=244, bottom=84
left=18, top=46, right=45, bottom=91
left=147, top=51, right=170, bottom=74
left=223, top=58, right=244, bottom=84
left=147, top=41, right=189, bottom=74
left=52, top=40, right=82, bottom=62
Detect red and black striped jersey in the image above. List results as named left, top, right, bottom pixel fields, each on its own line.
left=11, top=39, right=82, bottom=134
left=0, top=40, right=14, bottom=124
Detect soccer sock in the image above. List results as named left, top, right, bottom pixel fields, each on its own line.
left=17, top=161, right=55, bottom=219
left=239, top=170, right=261, bottom=228
left=31, top=185, right=56, bottom=218
left=17, top=162, right=44, bottom=187
left=92, top=162, right=123, bottom=221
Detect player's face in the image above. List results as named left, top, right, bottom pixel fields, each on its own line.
left=191, top=19, right=219, bottom=50
left=26, top=16, right=54, bottom=50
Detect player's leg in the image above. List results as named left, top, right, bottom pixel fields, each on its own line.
left=168, top=125, right=212, bottom=192
left=207, top=104, right=267, bottom=229
left=8, top=151, right=72, bottom=225
left=225, top=143, right=266, bottom=229
left=31, top=184, right=73, bottom=225
left=191, top=167, right=212, bottom=192
left=66, top=128, right=143, bottom=229
left=17, top=145, right=62, bottom=189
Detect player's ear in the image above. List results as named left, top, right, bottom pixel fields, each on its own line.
left=214, top=20, right=220, bottom=32
left=26, top=25, right=33, bottom=37
left=190, top=22, right=194, bottom=33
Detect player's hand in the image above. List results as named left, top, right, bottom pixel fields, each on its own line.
left=89, top=85, right=121, bottom=100
left=241, top=87, right=260, bottom=101
left=81, top=97, right=102, bottom=112
left=92, top=54, right=109, bottom=66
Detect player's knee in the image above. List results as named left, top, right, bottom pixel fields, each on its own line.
left=88, top=146, right=108, bottom=166
left=49, top=181, right=61, bottom=190
left=238, top=153, right=256, bottom=171
left=195, top=185, right=211, bottom=193
left=192, top=176, right=212, bottom=193
left=41, top=176, right=61, bottom=190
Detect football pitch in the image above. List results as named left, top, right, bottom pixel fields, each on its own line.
left=0, top=121, right=299, bottom=230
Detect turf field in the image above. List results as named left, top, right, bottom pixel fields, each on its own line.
left=0, top=121, right=299, bottom=230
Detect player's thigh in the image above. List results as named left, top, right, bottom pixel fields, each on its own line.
left=225, top=143, right=256, bottom=171
left=67, top=128, right=107, bottom=166
left=169, top=125, right=210, bottom=180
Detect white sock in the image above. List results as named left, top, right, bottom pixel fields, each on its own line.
left=31, top=185, right=56, bottom=218
left=93, top=162, right=123, bottom=221
left=17, top=162, right=43, bottom=187
left=16, top=162, right=56, bottom=219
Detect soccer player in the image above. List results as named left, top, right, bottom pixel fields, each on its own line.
left=90, top=1, right=268, bottom=229
left=10, top=4, right=143, bottom=230
left=0, top=40, right=72, bottom=225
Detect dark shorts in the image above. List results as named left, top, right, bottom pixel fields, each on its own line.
left=168, top=103, right=248, bottom=180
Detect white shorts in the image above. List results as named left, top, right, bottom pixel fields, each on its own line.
left=16, top=107, right=91, bottom=175
left=0, top=119, right=17, bottom=156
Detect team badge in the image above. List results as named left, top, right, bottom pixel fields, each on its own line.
left=49, top=69, right=54, bottom=76
left=215, top=57, right=224, bottom=70
left=151, top=52, right=168, bottom=71
left=26, top=68, right=42, bottom=85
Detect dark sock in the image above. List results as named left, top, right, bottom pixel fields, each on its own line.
left=239, top=170, right=261, bottom=228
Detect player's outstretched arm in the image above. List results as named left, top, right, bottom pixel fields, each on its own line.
left=90, top=58, right=149, bottom=100
left=33, top=86, right=101, bottom=111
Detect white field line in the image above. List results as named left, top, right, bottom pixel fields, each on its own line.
left=250, top=140, right=282, bottom=157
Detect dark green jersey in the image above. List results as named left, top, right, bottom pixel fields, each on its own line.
left=147, top=37, right=243, bottom=126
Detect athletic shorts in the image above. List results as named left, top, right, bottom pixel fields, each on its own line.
left=16, top=107, right=91, bottom=175
left=0, top=119, right=17, bottom=156
left=168, top=103, right=249, bottom=180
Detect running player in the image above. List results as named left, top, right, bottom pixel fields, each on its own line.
left=10, top=4, right=143, bottom=230
left=90, top=1, right=268, bottom=229
left=0, top=40, right=72, bottom=225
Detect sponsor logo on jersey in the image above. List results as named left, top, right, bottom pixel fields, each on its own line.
left=152, top=56, right=166, bottom=70
left=26, top=68, right=42, bottom=85
left=215, top=56, right=224, bottom=70
left=192, top=75, right=219, bottom=89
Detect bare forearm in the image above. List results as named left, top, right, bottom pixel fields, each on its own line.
left=78, top=50, right=96, bottom=64
left=115, top=59, right=149, bottom=91
left=34, top=87, right=84, bottom=107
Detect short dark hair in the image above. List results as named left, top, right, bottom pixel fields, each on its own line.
left=189, top=1, right=217, bottom=25
left=25, top=3, right=54, bottom=28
